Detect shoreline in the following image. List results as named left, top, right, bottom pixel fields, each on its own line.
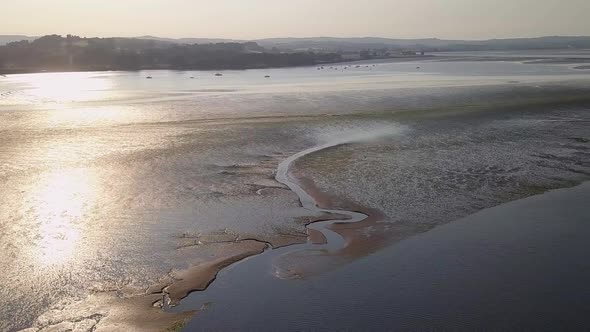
left=0, top=55, right=435, bottom=76
left=5, top=52, right=590, bottom=76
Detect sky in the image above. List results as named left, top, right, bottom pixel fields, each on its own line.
left=2, top=0, right=590, bottom=40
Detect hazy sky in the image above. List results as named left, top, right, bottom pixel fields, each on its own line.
left=3, top=0, right=590, bottom=40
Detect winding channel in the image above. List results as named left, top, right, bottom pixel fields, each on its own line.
left=275, top=142, right=369, bottom=252
left=168, top=140, right=372, bottom=313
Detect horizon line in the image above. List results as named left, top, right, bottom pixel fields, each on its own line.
left=3, top=33, right=590, bottom=42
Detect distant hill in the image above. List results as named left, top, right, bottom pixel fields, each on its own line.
left=5, top=35, right=590, bottom=52
left=255, top=37, right=458, bottom=51
left=450, top=36, right=590, bottom=51
left=0, top=34, right=341, bottom=74
left=254, top=36, right=590, bottom=52
left=131, top=35, right=590, bottom=52
left=0, top=35, right=240, bottom=47
left=136, top=35, right=243, bottom=45
left=0, top=35, right=37, bottom=45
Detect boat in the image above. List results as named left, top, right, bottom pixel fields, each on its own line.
left=264, top=75, right=271, bottom=78
left=215, top=73, right=223, bottom=77
left=146, top=76, right=153, bottom=79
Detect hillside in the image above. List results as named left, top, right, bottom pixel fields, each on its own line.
left=0, top=35, right=341, bottom=73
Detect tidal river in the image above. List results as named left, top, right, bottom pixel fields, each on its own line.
left=1, top=54, right=589, bottom=331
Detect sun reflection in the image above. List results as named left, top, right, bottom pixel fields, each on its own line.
left=44, top=105, right=133, bottom=128
left=26, top=72, right=112, bottom=102
left=31, top=168, right=97, bottom=265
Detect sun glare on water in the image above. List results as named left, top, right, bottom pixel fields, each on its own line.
left=29, top=168, right=97, bottom=266
left=25, top=72, right=112, bottom=103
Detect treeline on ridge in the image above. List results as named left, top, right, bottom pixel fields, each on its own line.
left=0, top=34, right=342, bottom=73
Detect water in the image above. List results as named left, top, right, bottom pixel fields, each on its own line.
left=179, top=182, right=590, bottom=331
left=1, top=56, right=589, bottom=331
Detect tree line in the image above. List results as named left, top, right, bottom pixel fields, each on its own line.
left=0, top=35, right=342, bottom=73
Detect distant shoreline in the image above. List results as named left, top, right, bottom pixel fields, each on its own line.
left=0, top=55, right=435, bottom=76
left=4, top=52, right=590, bottom=76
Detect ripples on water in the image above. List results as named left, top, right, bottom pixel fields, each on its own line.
left=1, top=58, right=589, bottom=330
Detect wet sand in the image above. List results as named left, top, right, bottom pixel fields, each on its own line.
left=270, top=175, right=430, bottom=278
left=165, top=240, right=268, bottom=306
left=19, top=241, right=270, bottom=332
left=18, top=161, right=374, bottom=331
left=21, top=294, right=194, bottom=332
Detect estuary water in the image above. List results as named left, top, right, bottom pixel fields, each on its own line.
left=1, top=54, right=589, bottom=331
